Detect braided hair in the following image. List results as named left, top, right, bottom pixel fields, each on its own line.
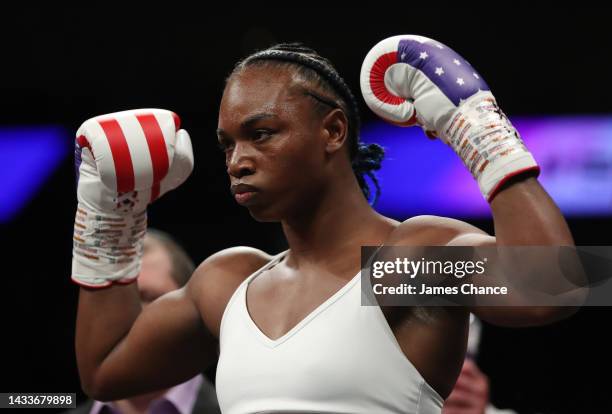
left=229, top=43, right=385, bottom=205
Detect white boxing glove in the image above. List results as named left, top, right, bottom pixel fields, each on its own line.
left=72, top=109, right=194, bottom=287
left=360, top=35, right=539, bottom=201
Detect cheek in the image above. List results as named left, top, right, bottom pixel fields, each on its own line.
left=270, top=132, right=324, bottom=178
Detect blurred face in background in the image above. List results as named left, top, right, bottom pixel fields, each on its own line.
left=138, top=235, right=179, bottom=305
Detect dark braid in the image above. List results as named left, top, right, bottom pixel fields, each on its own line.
left=230, top=43, right=385, bottom=205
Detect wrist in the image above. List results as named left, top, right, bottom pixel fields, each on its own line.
left=72, top=203, right=147, bottom=288
left=441, top=92, right=539, bottom=201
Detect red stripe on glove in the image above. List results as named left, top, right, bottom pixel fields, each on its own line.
left=370, top=52, right=405, bottom=106
left=136, top=113, right=170, bottom=202
left=172, top=112, right=181, bottom=131
left=77, top=135, right=92, bottom=154
left=98, top=119, right=135, bottom=193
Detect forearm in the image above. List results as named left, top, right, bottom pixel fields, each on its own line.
left=490, top=176, right=574, bottom=246
left=75, top=283, right=142, bottom=394
left=482, top=176, right=582, bottom=325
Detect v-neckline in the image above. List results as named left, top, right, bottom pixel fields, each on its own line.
left=243, top=251, right=361, bottom=348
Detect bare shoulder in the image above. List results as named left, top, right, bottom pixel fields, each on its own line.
left=186, top=246, right=274, bottom=338
left=386, top=215, right=494, bottom=246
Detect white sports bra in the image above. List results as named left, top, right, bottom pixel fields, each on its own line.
left=216, top=250, right=444, bottom=413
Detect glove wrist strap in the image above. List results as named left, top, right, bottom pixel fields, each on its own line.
left=442, top=92, right=540, bottom=201
left=71, top=203, right=147, bottom=288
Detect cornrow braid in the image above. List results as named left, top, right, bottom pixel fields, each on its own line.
left=230, top=43, right=385, bottom=205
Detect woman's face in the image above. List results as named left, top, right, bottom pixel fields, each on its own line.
left=218, top=65, right=330, bottom=222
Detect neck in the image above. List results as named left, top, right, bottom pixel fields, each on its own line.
left=113, top=389, right=168, bottom=414
left=281, top=167, right=395, bottom=267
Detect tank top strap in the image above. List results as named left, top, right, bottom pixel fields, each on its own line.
left=219, top=250, right=288, bottom=340
left=243, top=249, right=288, bottom=285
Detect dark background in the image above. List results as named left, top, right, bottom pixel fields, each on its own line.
left=0, top=5, right=610, bottom=413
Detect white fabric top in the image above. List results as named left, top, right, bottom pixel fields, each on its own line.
left=216, top=250, right=444, bottom=414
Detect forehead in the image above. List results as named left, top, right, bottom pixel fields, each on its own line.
left=220, top=66, right=306, bottom=122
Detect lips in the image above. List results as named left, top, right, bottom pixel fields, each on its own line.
left=231, top=183, right=260, bottom=196
left=230, top=183, right=260, bottom=205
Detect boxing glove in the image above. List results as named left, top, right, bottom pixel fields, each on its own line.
left=72, top=109, right=193, bottom=287
left=360, top=35, right=539, bottom=201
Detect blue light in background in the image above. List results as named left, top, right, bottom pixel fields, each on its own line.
left=1, top=119, right=610, bottom=223
left=361, top=116, right=612, bottom=219
left=0, top=126, right=69, bottom=223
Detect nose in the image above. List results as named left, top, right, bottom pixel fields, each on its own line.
left=226, top=142, right=256, bottom=179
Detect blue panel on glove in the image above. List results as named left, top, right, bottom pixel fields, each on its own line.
left=397, top=38, right=490, bottom=106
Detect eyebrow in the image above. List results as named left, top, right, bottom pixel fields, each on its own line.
left=217, top=112, right=279, bottom=140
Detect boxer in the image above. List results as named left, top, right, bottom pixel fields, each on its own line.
left=73, top=38, right=574, bottom=414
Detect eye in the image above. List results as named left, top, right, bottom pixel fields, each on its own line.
left=254, top=129, right=274, bottom=141
left=217, top=141, right=234, bottom=153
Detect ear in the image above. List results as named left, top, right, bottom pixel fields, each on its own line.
left=321, top=108, right=349, bottom=155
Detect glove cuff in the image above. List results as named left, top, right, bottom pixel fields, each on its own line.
left=481, top=153, right=540, bottom=201
left=71, top=203, right=146, bottom=288
left=441, top=92, right=540, bottom=201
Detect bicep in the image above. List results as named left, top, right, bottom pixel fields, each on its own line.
left=438, top=221, right=565, bottom=326
left=446, top=232, right=496, bottom=246
left=395, top=215, right=496, bottom=247
left=93, top=287, right=216, bottom=400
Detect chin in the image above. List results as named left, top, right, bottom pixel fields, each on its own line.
left=246, top=191, right=301, bottom=222
left=247, top=205, right=283, bottom=223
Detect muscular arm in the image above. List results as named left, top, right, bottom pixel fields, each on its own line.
left=393, top=176, right=578, bottom=327
left=449, top=176, right=577, bottom=326
left=453, top=176, right=574, bottom=247
left=385, top=178, right=576, bottom=396
left=76, top=246, right=270, bottom=401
